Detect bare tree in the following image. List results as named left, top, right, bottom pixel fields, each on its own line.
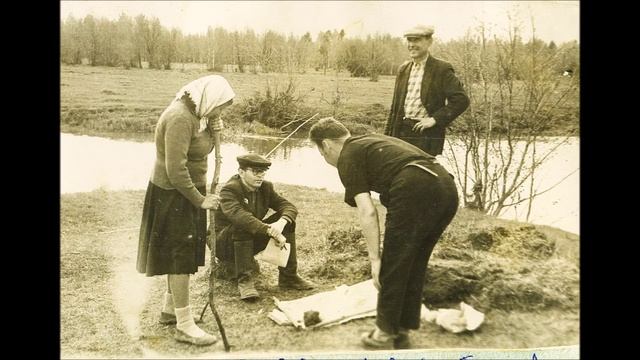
left=259, top=30, right=286, bottom=72
left=296, top=32, right=313, bottom=73
left=98, top=18, right=119, bottom=66
left=159, top=28, right=181, bottom=70
left=317, top=30, right=332, bottom=75
left=133, top=15, right=147, bottom=68
left=143, top=18, right=163, bottom=69
left=444, top=21, right=579, bottom=218
left=115, top=13, right=136, bottom=68
left=61, top=15, right=84, bottom=65
left=81, top=15, right=100, bottom=66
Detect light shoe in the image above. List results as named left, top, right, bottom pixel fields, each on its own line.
left=174, top=328, right=217, bottom=346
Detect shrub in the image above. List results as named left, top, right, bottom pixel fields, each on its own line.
left=239, top=77, right=306, bottom=129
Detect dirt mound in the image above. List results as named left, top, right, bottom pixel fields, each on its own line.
left=319, top=224, right=577, bottom=312
left=424, top=257, right=578, bottom=311
left=311, top=227, right=369, bottom=282
left=467, top=225, right=556, bottom=259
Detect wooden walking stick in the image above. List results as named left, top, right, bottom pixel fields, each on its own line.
left=198, top=128, right=231, bottom=351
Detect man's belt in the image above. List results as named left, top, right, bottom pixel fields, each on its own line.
left=402, top=116, right=419, bottom=126
left=404, top=160, right=439, bottom=177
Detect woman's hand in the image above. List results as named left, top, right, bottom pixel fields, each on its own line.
left=200, top=194, right=220, bottom=209
left=208, top=116, right=225, bottom=132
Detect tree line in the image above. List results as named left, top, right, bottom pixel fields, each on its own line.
left=61, top=13, right=403, bottom=77
left=61, top=13, right=578, bottom=80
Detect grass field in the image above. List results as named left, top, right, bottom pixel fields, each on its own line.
left=60, top=64, right=579, bottom=139
left=60, top=64, right=395, bottom=138
left=61, top=185, right=579, bottom=358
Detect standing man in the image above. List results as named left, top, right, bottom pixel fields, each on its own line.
left=213, top=153, right=315, bottom=301
left=385, top=25, right=469, bottom=157
left=309, top=118, right=459, bottom=349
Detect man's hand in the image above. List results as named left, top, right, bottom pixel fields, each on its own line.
left=267, top=218, right=288, bottom=246
left=272, top=233, right=287, bottom=247
left=370, top=257, right=381, bottom=290
left=200, top=194, right=220, bottom=209
left=268, top=218, right=287, bottom=237
left=412, top=117, right=436, bottom=132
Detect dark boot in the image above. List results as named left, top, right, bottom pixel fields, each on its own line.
left=216, top=229, right=260, bottom=281
left=394, top=329, right=411, bottom=349
left=277, top=230, right=315, bottom=290
left=215, top=258, right=260, bottom=281
left=234, top=241, right=259, bottom=300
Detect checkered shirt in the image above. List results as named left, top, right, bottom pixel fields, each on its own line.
left=403, top=58, right=429, bottom=119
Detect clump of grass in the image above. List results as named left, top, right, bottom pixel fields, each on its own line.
left=239, top=78, right=307, bottom=129
left=326, top=226, right=368, bottom=255
left=308, top=227, right=370, bottom=283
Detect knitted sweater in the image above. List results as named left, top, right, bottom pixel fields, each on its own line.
left=150, top=99, right=215, bottom=207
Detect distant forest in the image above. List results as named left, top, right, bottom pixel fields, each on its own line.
left=61, top=14, right=579, bottom=79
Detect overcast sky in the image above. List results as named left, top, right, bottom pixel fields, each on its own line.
left=60, top=1, right=579, bottom=43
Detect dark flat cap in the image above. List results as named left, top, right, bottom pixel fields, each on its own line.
left=237, top=153, right=271, bottom=169
left=403, top=25, right=435, bottom=38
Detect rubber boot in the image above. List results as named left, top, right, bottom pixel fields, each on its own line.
left=234, top=240, right=260, bottom=300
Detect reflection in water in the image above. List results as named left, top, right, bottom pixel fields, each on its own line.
left=60, top=133, right=339, bottom=193
left=61, top=133, right=579, bottom=234
left=237, top=135, right=308, bottom=160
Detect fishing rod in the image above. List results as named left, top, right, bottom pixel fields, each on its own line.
left=265, top=113, right=319, bottom=157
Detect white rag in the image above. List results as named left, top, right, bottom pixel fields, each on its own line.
left=421, top=301, right=485, bottom=333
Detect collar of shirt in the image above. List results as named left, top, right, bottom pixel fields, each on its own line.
left=412, top=54, right=429, bottom=68
left=238, top=177, right=258, bottom=194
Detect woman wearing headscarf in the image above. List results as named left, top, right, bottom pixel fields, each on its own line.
left=137, top=75, right=235, bottom=346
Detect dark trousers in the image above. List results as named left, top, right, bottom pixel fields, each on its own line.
left=376, top=164, right=459, bottom=334
left=397, top=117, right=444, bottom=156
left=215, top=213, right=298, bottom=275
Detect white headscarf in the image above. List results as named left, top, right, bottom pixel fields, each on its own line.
left=175, top=75, right=236, bottom=132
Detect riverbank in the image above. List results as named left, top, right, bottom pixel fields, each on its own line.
left=61, top=185, right=579, bottom=358
left=60, top=64, right=579, bottom=138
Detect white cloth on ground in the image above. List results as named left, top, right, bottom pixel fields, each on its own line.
left=420, top=301, right=485, bottom=333
left=269, top=279, right=378, bottom=329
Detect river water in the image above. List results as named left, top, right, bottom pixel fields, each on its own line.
left=61, top=133, right=579, bottom=234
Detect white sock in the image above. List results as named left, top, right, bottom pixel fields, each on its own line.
left=175, top=306, right=208, bottom=338
left=162, top=292, right=175, bottom=315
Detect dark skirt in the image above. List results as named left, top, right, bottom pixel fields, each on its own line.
left=136, top=182, right=207, bottom=276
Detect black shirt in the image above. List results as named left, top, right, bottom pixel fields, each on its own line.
left=337, top=134, right=436, bottom=207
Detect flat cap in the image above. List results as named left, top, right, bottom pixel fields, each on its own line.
left=403, top=25, right=435, bottom=38
left=237, top=153, right=271, bottom=169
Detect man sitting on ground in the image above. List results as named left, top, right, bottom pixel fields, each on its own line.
left=213, top=153, right=315, bottom=300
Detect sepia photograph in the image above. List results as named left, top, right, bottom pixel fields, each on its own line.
left=60, top=1, right=580, bottom=358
